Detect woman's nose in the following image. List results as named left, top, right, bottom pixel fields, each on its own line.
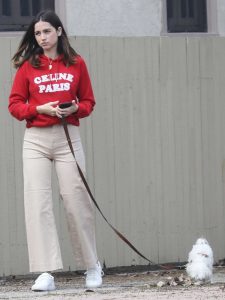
left=40, top=33, right=46, bottom=40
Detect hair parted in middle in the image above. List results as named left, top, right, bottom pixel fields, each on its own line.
left=12, top=10, right=78, bottom=69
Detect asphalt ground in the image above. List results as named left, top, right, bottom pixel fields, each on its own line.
left=1, top=267, right=225, bottom=299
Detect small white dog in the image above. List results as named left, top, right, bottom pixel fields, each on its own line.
left=186, top=238, right=213, bottom=282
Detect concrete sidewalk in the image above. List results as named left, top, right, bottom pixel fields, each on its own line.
left=1, top=267, right=225, bottom=299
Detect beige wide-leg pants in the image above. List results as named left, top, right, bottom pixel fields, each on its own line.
left=23, top=124, right=98, bottom=273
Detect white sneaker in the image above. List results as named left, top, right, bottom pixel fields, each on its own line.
left=85, top=261, right=104, bottom=288
left=31, top=273, right=55, bottom=291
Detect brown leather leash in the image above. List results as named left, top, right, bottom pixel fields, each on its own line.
left=61, top=117, right=173, bottom=270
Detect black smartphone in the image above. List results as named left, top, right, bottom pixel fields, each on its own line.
left=59, top=102, right=73, bottom=109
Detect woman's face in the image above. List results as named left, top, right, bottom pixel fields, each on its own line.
left=34, top=21, right=61, bottom=55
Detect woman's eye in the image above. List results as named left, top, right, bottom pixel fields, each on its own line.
left=34, top=29, right=51, bottom=36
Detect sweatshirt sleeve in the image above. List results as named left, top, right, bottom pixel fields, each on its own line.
left=75, top=57, right=95, bottom=119
left=8, top=63, right=38, bottom=121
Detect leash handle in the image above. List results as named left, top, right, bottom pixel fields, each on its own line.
left=61, top=118, right=156, bottom=265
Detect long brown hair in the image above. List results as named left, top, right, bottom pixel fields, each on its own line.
left=12, top=10, right=78, bottom=68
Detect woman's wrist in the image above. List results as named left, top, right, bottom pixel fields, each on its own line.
left=73, top=103, right=79, bottom=113
left=36, top=105, right=42, bottom=114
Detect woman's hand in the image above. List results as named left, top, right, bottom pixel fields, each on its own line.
left=36, top=101, right=59, bottom=116
left=55, top=100, right=78, bottom=118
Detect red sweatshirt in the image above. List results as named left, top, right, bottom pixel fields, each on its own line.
left=8, top=54, right=95, bottom=128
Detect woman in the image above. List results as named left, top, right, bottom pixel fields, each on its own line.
left=8, top=10, right=103, bottom=291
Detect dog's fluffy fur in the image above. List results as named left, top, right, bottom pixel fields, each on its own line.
left=186, top=238, right=213, bottom=281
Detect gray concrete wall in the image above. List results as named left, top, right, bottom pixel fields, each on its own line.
left=65, top=0, right=162, bottom=36
left=217, top=0, right=225, bottom=36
